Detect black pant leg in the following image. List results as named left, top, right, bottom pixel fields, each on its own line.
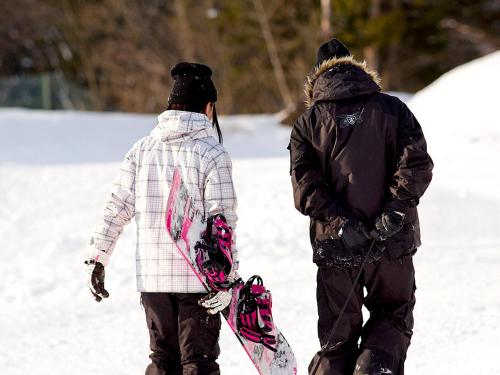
left=309, top=267, right=364, bottom=375
left=176, top=293, right=221, bottom=375
left=355, top=257, right=416, bottom=375
left=141, top=292, right=182, bottom=375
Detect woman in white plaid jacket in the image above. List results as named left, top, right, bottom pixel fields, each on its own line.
left=85, top=62, right=237, bottom=375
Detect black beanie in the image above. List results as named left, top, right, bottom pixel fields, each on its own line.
left=168, top=62, right=217, bottom=106
left=315, top=38, right=351, bottom=67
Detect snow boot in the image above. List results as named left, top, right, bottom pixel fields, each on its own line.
left=354, top=348, right=400, bottom=375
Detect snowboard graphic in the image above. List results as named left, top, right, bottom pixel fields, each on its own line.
left=165, top=168, right=297, bottom=375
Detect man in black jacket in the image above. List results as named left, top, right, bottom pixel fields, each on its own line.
left=289, top=38, right=433, bottom=374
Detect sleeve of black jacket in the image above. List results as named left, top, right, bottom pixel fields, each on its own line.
left=390, top=101, right=434, bottom=203
left=288, top=113, right=343, bottom=221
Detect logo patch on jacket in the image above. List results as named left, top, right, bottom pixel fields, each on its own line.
left=337, top=110, right=364, bottom=128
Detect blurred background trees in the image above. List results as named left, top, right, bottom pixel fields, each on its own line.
left=1, top=0, right=499, bottom=114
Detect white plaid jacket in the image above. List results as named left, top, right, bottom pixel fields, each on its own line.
left=89, top=110, right=238, bottom=293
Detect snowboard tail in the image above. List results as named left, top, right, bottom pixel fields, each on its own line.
left=165, top=168, right=297, bottom=375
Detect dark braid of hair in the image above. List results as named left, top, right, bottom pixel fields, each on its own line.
left=212, top=105, right=223, bottom=144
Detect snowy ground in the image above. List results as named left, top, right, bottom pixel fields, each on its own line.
left=1, top=51, right=499, bottom=374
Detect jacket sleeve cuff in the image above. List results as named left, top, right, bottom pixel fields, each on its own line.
left=88, top=246, right=112, bottom=267
left=385, top=198, right=414, bottom=214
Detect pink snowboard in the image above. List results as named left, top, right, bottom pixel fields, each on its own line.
left=166, top=168, right=297, bottom=375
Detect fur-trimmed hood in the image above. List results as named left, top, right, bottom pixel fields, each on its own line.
left=304, top=56, right=381, bottom=108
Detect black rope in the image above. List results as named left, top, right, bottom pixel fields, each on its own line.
left=310, top=238, right=377, bottom=375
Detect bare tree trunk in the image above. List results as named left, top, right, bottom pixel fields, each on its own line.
left=383, top=43, right=398, bottom=89
left=60, top=0, right=103, bottom=110
left=173, top=0, right=195, bottom=61
left=320, top=0, right=331, bottom=39
left=363, top=0, right=381, bottom=71
left=253, top=0, right=295, bottom=112
left=382, top=0, right=401, bottom=90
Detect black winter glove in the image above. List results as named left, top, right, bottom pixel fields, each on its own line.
left=85, top=259, right=109, bottom=302
left=338, top=218, right=374, bottom=251
left=371, top=210, right=406, bottom=241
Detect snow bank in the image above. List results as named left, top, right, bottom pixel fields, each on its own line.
left=408, top=51, right=500, bottom=199
left=0, top=109, right=290, bottom=164
left=409, top=51, right=500, bottom=136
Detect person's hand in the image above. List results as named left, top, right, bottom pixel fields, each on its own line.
left=199, top=270, right=240, bottom=315
left=85, top=259, right=109, bottom=302
left=199, top=290, right=233, bottom=315
left=371, top=210, right=406, bottom=241
left=338, top=218, right=373, bottom=250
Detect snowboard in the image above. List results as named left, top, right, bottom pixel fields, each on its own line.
left=165, top=167, right=297, bottom=375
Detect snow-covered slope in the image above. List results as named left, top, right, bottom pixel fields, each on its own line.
left=408, top=50, right=500, bottom=199
left=0, top=110, right=290, bottom=164
left=1, top=52, right=500, bottom=374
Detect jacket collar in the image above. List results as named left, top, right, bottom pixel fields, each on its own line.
left=151, top=110, right=215, bottom=142
left=304, top=56, right=381, bottom=108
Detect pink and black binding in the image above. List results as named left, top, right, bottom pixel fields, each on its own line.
left=195, top=214, right=235, bottom=291
left=237, top=275, right=277, bottom=352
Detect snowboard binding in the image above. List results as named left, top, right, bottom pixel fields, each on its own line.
left=195, top=214, right=234, bottom=291
left=237, top=275, right=277, bottom=352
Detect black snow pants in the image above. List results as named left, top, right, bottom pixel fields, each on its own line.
left=309, top=256, right=415, bottom=375
left=141, top=292, right=221, bottom=375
